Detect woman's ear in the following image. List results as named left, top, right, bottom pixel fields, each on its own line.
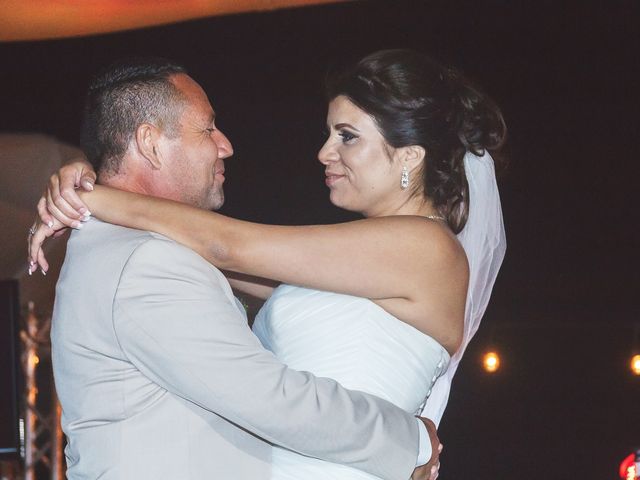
left=134, top=123, right=162, bottom=170
left=397, top=144, right=426, bottom=173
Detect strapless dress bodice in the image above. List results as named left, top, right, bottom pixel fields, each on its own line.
left=253, top=284, right=450, bottom=480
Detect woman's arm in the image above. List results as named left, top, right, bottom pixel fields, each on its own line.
left=225, top=272, right=278, bottom=300
left=70, top=186, right=467, bottom=352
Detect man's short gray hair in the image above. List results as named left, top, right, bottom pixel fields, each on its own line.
left=80, top=58, right=187, bottom=177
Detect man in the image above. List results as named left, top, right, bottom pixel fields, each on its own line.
left=29, top=59, right=440, bottom=479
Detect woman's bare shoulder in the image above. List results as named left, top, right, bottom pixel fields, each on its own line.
left=366, top=215, right=467, bottom=267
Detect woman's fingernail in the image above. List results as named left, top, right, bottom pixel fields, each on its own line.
left=84, top=182, right=94, bottom=191
left=82, top=211, right=92, bottom=220
left=72, top=221, right=83, bottom=229
left=40, top=268, right=47, bottom=276
left=47, top=221, right=54, bottom=228
left=29, top=260, right=35, bottom=267
left=79, top=207, right=87, bottom=215
left=28, top=266, right=33, bottom=276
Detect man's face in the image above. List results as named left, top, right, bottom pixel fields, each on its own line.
left=157, top=73, right=233, bottom=210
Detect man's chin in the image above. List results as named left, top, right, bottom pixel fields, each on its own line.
left=208, top=195, right=225, bottom=211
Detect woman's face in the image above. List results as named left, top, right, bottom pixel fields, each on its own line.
left=318, top=96, right=406, bottom=217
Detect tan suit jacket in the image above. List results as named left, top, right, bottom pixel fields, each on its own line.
left=52, top=219, right=419, bottom=479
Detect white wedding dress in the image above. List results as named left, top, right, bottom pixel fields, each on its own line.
left=251, top=151, right=506, bottom=479
left=253, top=284, right=451, bottom=480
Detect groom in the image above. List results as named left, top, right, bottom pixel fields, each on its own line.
left=38, top=58, right=439, bottom=479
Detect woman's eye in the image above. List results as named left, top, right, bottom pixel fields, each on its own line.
left=338, top=130, right=357, bottom=143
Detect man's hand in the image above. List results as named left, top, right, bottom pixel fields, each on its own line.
left=411, top=417, right=442, bottom=480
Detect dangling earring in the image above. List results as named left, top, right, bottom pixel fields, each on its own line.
left=401, top=165, right=409, bottom=189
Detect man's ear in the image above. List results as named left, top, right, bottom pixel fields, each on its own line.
left=397, top=144, right=426, bottom=173
left=134, top=123, right=162, bottom=170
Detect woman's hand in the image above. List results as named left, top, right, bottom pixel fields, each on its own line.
left=40, top=160, right=97, bottom=229
left=27, top=159, right=97, bottom=274
left=27, top=210, right=68, bottom=275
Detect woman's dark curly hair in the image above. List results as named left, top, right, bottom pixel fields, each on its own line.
left=326, top=49, right=506, bottom=233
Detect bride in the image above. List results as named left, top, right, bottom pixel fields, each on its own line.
left=31, top=49, right=506, bottom=478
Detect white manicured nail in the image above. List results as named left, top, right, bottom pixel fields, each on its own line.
left=47, top=221, right=54, bottom=228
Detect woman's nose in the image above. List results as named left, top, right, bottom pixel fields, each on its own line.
left=317, top=138, right=338, bottom=165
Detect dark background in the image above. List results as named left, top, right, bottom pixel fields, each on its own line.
left=0, top=281, right=20, bottom=459
left=1, top=0, right=638, bottom=478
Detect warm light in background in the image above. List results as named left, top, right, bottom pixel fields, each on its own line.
left=0, top=0, right=351, bottom=42
left=631, top=354, right=640, bottom=376
left=482, top=351, right=500, bottom=373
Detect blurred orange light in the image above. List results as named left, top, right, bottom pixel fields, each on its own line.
left=631, top=354, right=640, bottom=376
left=482, top=351, right=500, bottom=373
left=0, top=0, right=350, bottom=42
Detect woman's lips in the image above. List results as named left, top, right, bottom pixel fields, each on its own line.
left=325, top=174, right=345, bottom=187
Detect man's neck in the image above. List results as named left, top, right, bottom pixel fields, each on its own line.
left=99, top=167, right=187, bottom=206
left=100, top=173, right=152, bottom=197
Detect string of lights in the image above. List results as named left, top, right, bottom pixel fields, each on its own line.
left=473, top=320, right=640, bottom=376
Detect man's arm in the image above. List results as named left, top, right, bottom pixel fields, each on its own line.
left=113, top=236, right=420, bottom=480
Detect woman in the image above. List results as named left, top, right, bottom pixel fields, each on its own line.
left=31, top=49, right=506, bottom=478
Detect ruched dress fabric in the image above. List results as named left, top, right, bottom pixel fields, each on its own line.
left=253, top=284, right=450, bottom=480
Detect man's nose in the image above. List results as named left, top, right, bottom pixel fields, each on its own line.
left=214, top=129, right=234, bottom=159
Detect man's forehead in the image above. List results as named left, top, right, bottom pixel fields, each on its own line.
left=186, top=104, right=215, bottom=126
left=170, top=73, right=209, bottom=101
left=170, top=73, right=217, bottom=121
